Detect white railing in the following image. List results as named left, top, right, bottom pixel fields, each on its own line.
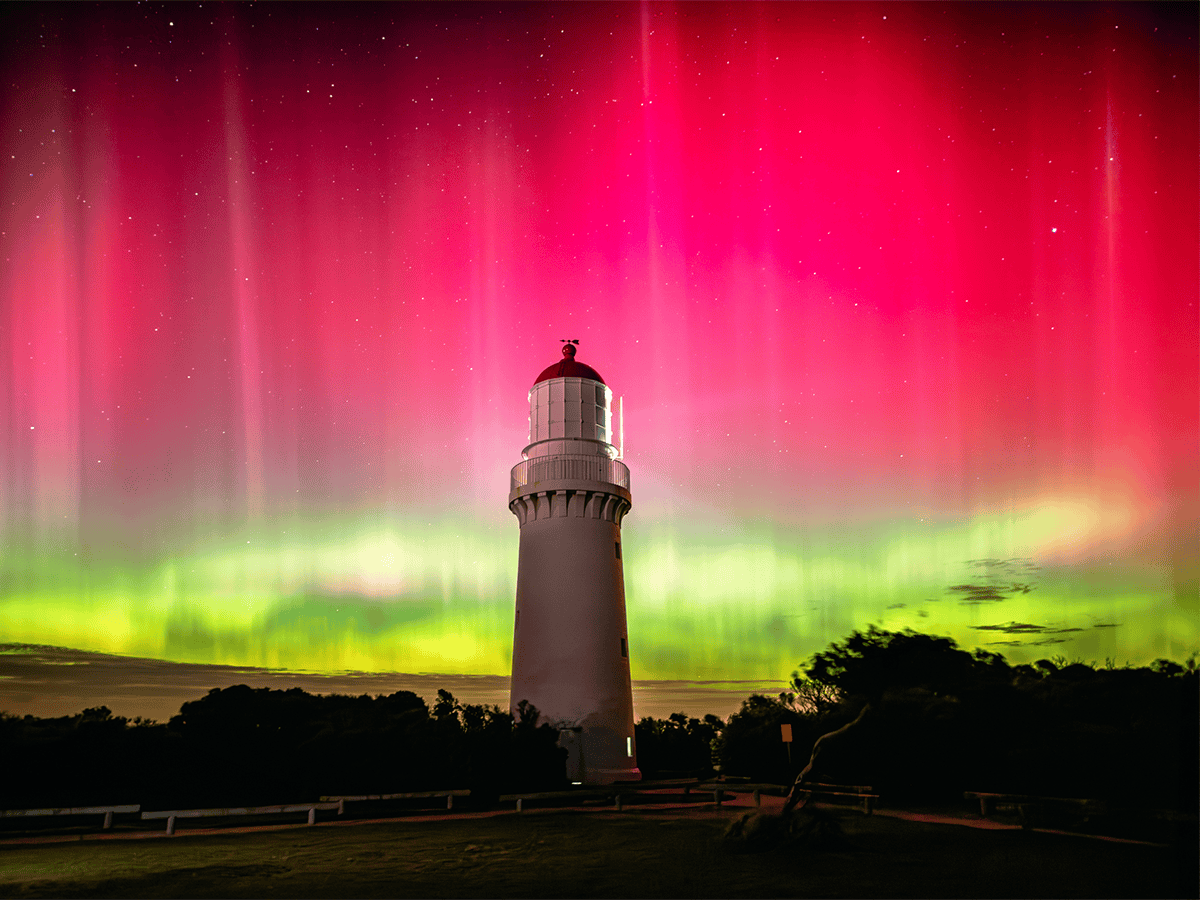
left=3, top=793, right=471, bottom=837
left=1, top=804, right=139, bottom=830
left=142, top=802, right=341, bottom=834
left=2, top=790, right=473, bottom=837
left=511, top=455, right=630, bottom=492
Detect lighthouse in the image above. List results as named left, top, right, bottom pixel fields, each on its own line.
left=508, top=341, right=640, bottom=784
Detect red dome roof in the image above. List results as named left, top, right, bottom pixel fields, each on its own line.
left=533, top=343, right=606, bottom=386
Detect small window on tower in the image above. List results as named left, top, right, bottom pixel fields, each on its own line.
left=615, top=541, right=621, bottom=559
left=620, top=637, right=628, bottom=658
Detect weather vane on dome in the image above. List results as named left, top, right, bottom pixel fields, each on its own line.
left=560, top=338, right=579, bottom=357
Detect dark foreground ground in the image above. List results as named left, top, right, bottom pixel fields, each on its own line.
left=0, top=805, right=1194, bottom=899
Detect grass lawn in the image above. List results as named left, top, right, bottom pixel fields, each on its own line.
left=0, top=807, right=1193, bottom=899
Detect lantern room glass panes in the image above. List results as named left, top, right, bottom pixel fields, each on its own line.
left=526, top=376, right=615, bottom=450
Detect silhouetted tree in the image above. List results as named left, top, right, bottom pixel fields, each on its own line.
left=800, top=625, right=1005, bottom=704
left=634, top=712, right=722, bottom=778
left=712, top=694, right=819, bottom=784
left=507, top=700, right=567, bottom=791
left=780, top=677, right=842, bottom=717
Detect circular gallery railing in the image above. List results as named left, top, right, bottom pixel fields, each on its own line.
left=510, top=455, right=630, bottom=492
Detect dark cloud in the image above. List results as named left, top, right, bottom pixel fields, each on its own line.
left=948, top=584, right=1010, bottom=604
left=0, top=645, right=765, bottom=722
left=0, top=644, right=510, bottom=721
left=967, top=558, right=1042, bottom=576
left=972, top=622, right=1045, bottom=634
left=971, top=622, right=1084, bottom=636
left=971, top=620, right=1086, bottom=648
left=950, top=557, right=1039, bottom=604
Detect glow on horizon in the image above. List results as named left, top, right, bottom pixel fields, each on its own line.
left=0, top=488, right=1185, bottom=679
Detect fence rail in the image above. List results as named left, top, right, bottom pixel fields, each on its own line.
left=2, top=805, right=140, bottom=818
left=321, top=790, right=469, bottom=811
left=1, top=804, right=139, bottom=830
left=511, top=455, right=630, bottom=492
left=142, top=802, right=342, bottom=835
left=141, top=803, right=341, bottom=820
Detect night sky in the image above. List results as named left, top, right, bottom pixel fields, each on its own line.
left=2, top=2, right=1196, bottom=720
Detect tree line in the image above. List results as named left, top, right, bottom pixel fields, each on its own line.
left=0, top=687, right=563, bottom=809
left=2, top=627, right=1195, bottom=811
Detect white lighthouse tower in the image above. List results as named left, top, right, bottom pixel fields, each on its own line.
left=508, top=341, right=640, bottom=784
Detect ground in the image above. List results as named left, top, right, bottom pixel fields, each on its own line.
left=0, top=799, right=1192, bottom=899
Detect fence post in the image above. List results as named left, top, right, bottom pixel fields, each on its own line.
left=338, top=799, right=345, bottom=816
left=753, top=789, right=760, bottom=808
left=615, top=794, right=623, bottom=812
left=446, top=794, right=453, bottom=811
left=516, top=798, right=523, bottom=813
left=103, top=810, right=113, bottom=829
left=166, top=815, right=176, bottom=836
left=714, top=789, right=723, bottom=806
left=307, top=807, right=316, bottom=826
